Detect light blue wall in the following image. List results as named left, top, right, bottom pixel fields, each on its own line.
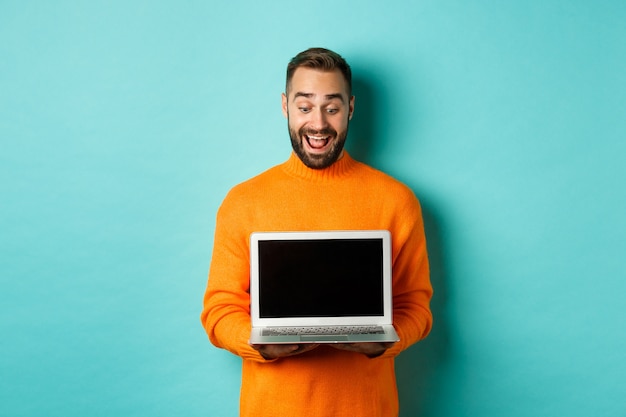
left=1, top=1, right=624, bottom=416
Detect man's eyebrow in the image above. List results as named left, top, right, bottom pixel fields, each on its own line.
left=325, top=93, right=345, bottom=102
left=293, top=92, right=314, bottom=100
left=293, top=92, right=345, bottom=102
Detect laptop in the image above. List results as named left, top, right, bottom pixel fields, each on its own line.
left=249, top=230, right=399, bottom=344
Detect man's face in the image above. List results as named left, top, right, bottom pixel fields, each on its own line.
left=282, top=67, right=354, bottom=169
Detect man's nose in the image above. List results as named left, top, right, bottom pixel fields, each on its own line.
left=309, top=109, right=328, bottom=130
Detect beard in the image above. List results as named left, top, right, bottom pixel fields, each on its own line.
left=288, top=122, right=349, bottom=170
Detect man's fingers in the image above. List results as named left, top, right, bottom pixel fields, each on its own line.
left=251, top=343, right=319, bottom=360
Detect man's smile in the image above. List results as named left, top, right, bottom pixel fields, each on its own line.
left=302, top=129, right=335, bottom=153
left=305, top=134, right=330, bottom=150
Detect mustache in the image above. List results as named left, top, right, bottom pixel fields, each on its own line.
left=300, top=127, right=337, bottom=136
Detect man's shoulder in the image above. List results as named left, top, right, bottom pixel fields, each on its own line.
left=356, top=161, right=416, bottom=194
left=223, top=162, right=285, bottom=199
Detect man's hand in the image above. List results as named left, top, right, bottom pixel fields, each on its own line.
left=330, top=342, right=395, bottom=358
left=251, top=343, right=320, bottom=360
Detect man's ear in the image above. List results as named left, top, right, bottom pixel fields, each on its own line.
left=281, top=93, right=288, bottom=118
left=348, top=95, right=355, bottom=120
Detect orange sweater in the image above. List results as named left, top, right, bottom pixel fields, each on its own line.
left=201, top=152, right=433, bottom=417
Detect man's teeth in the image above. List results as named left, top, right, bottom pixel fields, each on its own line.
left=306, top=135, right=329, bottom=149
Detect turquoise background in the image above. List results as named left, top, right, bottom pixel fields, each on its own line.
left=1, top=1, right=624, bottom=416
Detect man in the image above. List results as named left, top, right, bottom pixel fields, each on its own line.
left=201, top=47, right=433, bottom=417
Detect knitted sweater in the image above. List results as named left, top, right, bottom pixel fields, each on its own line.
left=201, top=152, right=433, bottom=417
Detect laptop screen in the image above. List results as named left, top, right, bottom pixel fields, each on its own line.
left=258, top=238, right=384, bottom=318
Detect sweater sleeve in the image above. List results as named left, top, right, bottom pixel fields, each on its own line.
left=200, top=192, right=267, bottom=362
left=379, top=192, right=433, bottom=359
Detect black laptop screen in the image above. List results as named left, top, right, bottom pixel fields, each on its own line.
left=257, top=238, right=384, bottom=318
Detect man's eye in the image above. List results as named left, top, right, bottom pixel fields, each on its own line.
left=299, top=107, right=311, bottom=113
left=327, top=108, right=339, bottom=114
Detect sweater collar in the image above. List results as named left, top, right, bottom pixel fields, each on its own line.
left=282, top=151, right=358, bottom=181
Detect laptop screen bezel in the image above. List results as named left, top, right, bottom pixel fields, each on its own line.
left=249, top=230, right=393, bottom=327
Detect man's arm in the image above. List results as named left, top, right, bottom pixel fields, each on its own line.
left=200, top=197, right=270, bottom=362
left=376, top=194, right=433, bottom=358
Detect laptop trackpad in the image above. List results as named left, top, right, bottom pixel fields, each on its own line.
left=300, top=335, right=349, bottom=342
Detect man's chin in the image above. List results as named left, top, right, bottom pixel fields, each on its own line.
left=304, top=155, right=330, bottom=169
left=299, top=149, right=343, bottom=169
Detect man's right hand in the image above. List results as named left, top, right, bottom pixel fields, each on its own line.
left=251, top=343, right=320, bottom=360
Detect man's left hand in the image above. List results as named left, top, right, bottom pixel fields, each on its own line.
left=330, top=342, right=395, bottom=358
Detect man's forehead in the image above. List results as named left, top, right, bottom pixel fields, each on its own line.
left=288, top=67, right=350, bottom=98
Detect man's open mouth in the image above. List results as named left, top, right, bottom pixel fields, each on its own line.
left=301, top=128, right=336, bottom=152
left=305, top=135, right=331, bottom=150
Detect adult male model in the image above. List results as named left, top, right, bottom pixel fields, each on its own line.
left=201, top=47, right=433, bottom=417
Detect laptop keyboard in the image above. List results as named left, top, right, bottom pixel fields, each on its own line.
left=263, top=325, right=385, bottom=336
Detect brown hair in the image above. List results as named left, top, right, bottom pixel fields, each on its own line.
left=286, top=47, right=352, bottom=96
